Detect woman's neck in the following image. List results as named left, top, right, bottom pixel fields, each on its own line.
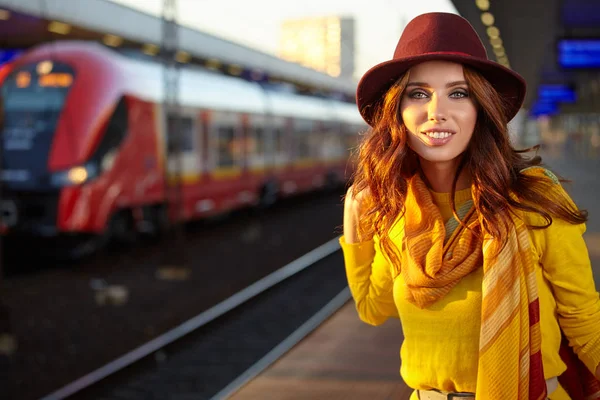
left=419, top=157, right=471, bottom=193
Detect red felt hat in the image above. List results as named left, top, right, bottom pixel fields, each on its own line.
left=356, top=12, right=526, bottom=126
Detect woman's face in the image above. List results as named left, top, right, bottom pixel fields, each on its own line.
left=399, top=60, right=477, bottom=164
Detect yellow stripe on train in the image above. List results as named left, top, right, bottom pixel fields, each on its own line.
left=166, top=173, right=201, bottom=185
left=211, top=167, right=242, bottom=179
left=292, top=159, right=317, bottom=168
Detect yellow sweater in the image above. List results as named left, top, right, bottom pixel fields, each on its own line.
left=340, top=187, right=600, bottom=400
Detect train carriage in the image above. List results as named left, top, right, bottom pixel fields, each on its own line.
left=0, top=41, right=364, bottom=251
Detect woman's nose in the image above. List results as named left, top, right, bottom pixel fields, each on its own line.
left=428, top=95, right=447, bottom=122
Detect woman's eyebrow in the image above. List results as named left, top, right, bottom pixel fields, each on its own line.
left=406, top=80, right=468, bottom=88
left=446, top=80, right=468, bottom=88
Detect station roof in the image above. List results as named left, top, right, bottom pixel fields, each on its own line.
left=0, top=0, right=358, bottom=98
left=450, top=0, right=600, bottom=115
left=2, top=0, right=599, bottom=116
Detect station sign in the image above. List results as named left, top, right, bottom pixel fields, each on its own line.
left=529, top=100, right=559, bottom=117
left=558, top=39, right=600, bottom=68
left=537, top=84, right=577, bottom=103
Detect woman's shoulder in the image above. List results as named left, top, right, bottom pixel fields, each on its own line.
left=518, top=165, right=584, bottom=227
left=518, top=165, right=572, bottom=204
left=519, top=165, right=561, bottom=185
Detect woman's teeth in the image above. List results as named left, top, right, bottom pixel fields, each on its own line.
left=425, top=132, right=452, bottom=139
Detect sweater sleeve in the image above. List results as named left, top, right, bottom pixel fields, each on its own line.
left=529, top=191, right=600, bottom=375
left=339, top=235, right=398, bottom=325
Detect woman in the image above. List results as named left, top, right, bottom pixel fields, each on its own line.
left=341, top=12, right=600, bottom=400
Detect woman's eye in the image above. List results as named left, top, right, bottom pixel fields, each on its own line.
left=450, top=90, right=469, bottom=98
left=409, top=91, right=428, bottom=99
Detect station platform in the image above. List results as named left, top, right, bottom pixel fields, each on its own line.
left=227, top=300, right=412, bottom=400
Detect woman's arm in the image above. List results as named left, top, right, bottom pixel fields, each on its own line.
left=531, top=200, right=600, bottom=376
left=341, top=186, right=398, bottom=325
left=343, top=185, right=371, bottom=243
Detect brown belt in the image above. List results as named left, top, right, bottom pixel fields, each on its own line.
left=416, top=377, right=558, bottom=400
left=416, top=389, right=475, bottom=400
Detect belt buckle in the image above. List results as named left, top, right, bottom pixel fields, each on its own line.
left=418, top=390, right=473, bottom=400
left=417, top=390, right=448, bottom=400
left=448, top=393, right=474, bottom=399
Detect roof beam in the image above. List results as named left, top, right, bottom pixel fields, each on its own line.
left=450, top=0, right=561, bottom=110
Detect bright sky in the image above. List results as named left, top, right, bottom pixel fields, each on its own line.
left=108, top=0, right=459, bottom=80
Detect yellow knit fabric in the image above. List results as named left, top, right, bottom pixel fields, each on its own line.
left=429, top=187, right=473, bottom=222
left=341, top=184, right=600, bottom=400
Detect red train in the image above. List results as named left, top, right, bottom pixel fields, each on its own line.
left=0, top=41, right=364, bottom=251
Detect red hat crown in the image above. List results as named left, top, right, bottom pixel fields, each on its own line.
left=393, top=13, right=488, bottom=60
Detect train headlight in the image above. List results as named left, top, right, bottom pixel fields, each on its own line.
left=67, top=166, right=88, bottom=184
left=51, top=163, right=98, bottom=187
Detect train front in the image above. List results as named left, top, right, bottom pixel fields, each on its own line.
left=0, top=43, right=130, bottom=238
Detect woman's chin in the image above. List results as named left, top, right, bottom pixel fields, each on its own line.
left=414, top=150, right=464, bottom=164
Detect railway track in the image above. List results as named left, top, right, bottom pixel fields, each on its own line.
left=39, top=237, right=349, bottom=400
left=1, top=189, right=348, bottom=400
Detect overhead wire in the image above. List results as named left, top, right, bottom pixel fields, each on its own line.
left=160, top=0, right=188, bottom=268
left=38, top=0, right=79, bottom=178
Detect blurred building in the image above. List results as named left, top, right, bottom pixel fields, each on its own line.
left=278, top=16, right=355, bottom=80
left=0, top=0, right=357, bottom=100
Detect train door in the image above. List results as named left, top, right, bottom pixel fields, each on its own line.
left=247, top=113, right=285, bottom=207
left=164, top=106, right=202, bottom=220
left=196, top=110, right=247, bottom=215
left=320, top=120, right=346, bottom=187
left=288, top=118, right=322, bottom=194
left=245, top=114, right=268, bottom=174
left=245, top=114, right=266, bottom=200
left=320, top=120, right=343, bottom=164
left=291, top=118, right=314, bottom=168
left=272, top=117, right=291, bottom=172
left=340, top=123, right=362, bottom=179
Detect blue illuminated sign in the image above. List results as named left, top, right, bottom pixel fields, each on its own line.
left=530, top=100, right=558, bottom=117
left=558, top=39, right=600, bottom=68
left=537, top=84, right=576, bottom=103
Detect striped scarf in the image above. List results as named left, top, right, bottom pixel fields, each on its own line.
left=399, top=168, right=600, bottom=400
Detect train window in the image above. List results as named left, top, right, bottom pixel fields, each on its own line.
left=247, top=126, right=266, bottom=168
left=291, top=119, right=315, bottom=161
left=296, top=135, right=311, bottom=159
left=2, top=62, right=75, bottom=137
left=307, top=131, right=322, bottom=160
left=253, top=127, right=265, bottom=155
left=167, top=115, right=194, bottom=153
left=274, top=128, right=285, bottom=154
left=270, top=127, right=288, bottom=166
left=216, top=125, right=237, bottom=168
left=295, top=128, right=312, bottom=160
left=342, top=125, right=361, bottom=164
left=315, top=123, right=340, bottom=161
left=90, top=96, right=128, bottom=171
left=321, top=133, right=344, bottom=160
left=344, top=125, right=361, bottom=151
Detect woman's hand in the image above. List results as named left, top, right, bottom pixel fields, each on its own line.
left=343, top=185, right=371, bottom=244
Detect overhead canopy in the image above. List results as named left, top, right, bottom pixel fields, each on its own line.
left=0, top=0, right=357, bottom=97
left=450, top=0, right=600, bottom=115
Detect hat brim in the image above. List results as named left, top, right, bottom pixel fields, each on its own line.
left=356, top=53, right=526, bottom=126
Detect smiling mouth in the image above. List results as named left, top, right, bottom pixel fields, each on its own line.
left=420, top=131, right=455, bottom=145
left=422, top=131, right=454, bottom=139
